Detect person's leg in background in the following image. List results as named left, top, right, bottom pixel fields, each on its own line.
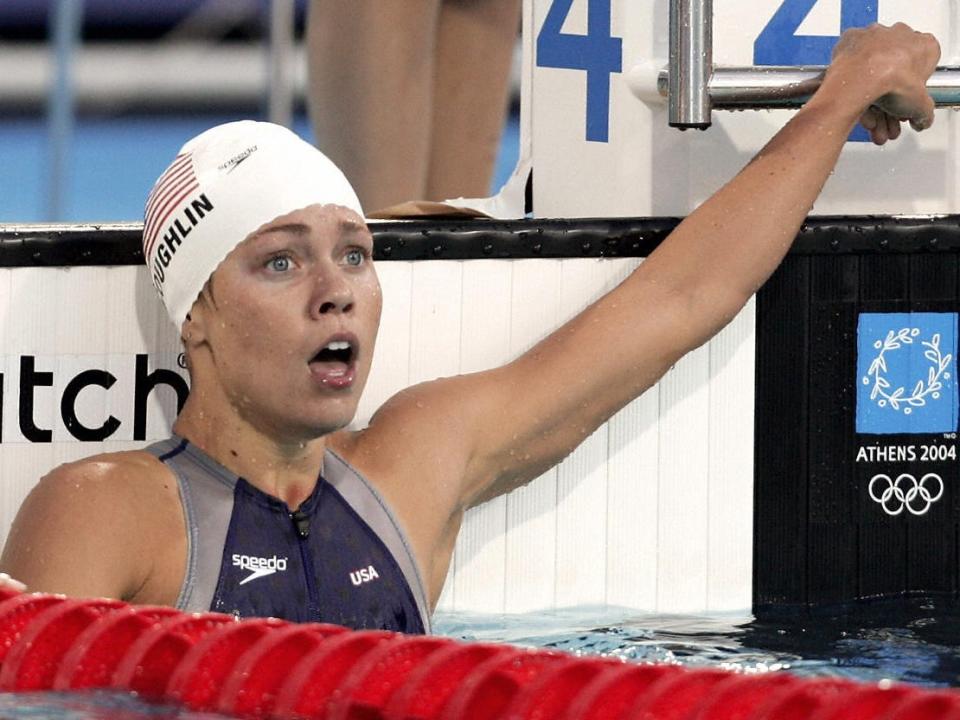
left=307, top=0, right=440, bottom=212
left=427, top=0, right=521, bottom=200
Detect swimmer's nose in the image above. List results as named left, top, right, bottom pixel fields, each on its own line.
left=312, top=271, right=354, bottom=317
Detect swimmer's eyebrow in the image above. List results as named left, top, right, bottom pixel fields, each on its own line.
left=249, top=218, right=370, bottom=241
left=248, top=222, right=310, bottom=241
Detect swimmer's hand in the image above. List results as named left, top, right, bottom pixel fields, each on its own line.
left=0, top=573, right=26, bottom=593
left=823, top=22, right=940, bottom=145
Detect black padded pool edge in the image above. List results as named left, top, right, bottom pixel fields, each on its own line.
left=2, top=215, right=960, bottom=266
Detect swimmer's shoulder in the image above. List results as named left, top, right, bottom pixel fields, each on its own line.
left=1, top=449, right=183, bottom=600
left=328, top=382, right=480, bottom=605
left=28, top=449, right=183, bottom=541
left=35, top=448, right=178, bottom=501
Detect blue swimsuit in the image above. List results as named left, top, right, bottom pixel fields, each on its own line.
left=145, top=437, right=430, bottom=634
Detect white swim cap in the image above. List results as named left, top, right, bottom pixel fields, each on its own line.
left=142, top=120, right=363, bottom=329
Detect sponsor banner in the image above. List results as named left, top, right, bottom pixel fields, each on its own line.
left=0, top=353, right=188, bottom=444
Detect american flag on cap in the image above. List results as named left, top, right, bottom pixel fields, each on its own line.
left=143, top=152, right=198, bottom=259
left=142, top=120, right=363, bottom=329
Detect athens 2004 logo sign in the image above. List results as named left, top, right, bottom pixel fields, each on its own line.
left=856, top=313, right=958, bottom=435
left=868, top=473, right=943, bottom=517
left=855, top=313, right=958, bottom=519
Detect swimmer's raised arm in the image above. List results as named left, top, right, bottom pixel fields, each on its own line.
left=355, top=24, right=939, bottom=580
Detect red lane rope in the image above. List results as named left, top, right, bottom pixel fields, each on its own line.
left=438, top=650, right=568, bottom=720
left=0, top=587, right=955, bottom=720
left=167, top=616, right=293, bottom=711
left=272, top=630, right=399, bottom=719
left=381, top=643, right=517, bottom=720
left=215, top=623, right=346, bottom=717
left=323, top=635, right=455, bottom=720
left=504, top=656, right=622, bottom=720
left=112, top=611, right=234, bottom=698
left=0, top=598, right=124, bottom=691
left=562, top=663, right=679, bottom=720
left=55, top=605, right=180, bottom=690
left=687, top=673, right=799, bottom=720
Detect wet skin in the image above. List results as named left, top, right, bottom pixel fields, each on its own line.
left=177, top=204, right=382, bottom=454
left=144, top=204, right=383, bottom=515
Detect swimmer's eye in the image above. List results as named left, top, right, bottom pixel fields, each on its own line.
left=344, top=248, right=367, bottom=267
left=266, top=254, right=293, bottom=272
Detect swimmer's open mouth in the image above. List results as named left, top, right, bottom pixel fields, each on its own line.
left=309, top=336, right=357, bottom=366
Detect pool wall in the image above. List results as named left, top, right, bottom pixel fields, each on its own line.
left=5, top=216, right=960, bottom=617
left=0, top=221, right=754, bottom=615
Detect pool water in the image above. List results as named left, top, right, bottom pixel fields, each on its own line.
left=438, top=598, right=960, bottom=687
left=0, top=598, right=957, bottom=718
left=0, top=690, right=227, bottom=718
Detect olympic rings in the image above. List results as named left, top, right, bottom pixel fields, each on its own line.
left=868, top=473, right=944, bottom=516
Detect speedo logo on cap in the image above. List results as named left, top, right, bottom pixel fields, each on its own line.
left=217, top=145, right=258, bottom=173
left=143, top=151, right=215, bottom=297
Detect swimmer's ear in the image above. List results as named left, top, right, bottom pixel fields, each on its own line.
left=182, top=277, right=218, bottom=345
left=181, top=304, right=209, bottom=349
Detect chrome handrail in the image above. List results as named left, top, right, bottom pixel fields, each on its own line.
left=267, top=0, right=295, bottom=128
left=660, top=66, right=960, bottom=113
left=48, top=0, right=83, bottom=220
left=663, top=0, right=960, bottom=128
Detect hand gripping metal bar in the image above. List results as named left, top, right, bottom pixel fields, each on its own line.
left=661, top=0, right=960, bottom=128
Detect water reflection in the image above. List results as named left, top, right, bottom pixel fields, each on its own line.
left=435, top=596, right=960, bottom=687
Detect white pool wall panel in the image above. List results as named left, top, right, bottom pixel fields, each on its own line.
left=532, top=0, right=954, bottom=218
left=0, top=258, right=755, bottom=614
left=0, top=266, right=185, bottom=544
left=363, top=259, right=754, bottom=613
left=450, top=261, right=515, bottom=613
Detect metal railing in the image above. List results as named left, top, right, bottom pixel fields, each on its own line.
left=48, top=0, right=84, bottom=220
left=267, top=0, right=296, bottom=128
left=662, top=0, right=960, bottom=128
left=44, top=0, right=298, bottom=221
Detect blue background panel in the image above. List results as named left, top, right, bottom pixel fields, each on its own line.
left=856, top=312, right=959, bottom=435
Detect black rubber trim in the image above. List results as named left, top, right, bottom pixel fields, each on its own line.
left=1, top=215, right=959, bottom=267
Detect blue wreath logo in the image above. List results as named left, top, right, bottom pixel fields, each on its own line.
left=856, top=313, right=958, bottom=435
